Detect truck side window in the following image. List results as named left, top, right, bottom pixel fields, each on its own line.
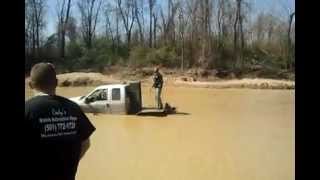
left=88, top=89, right=102, bottom=101
left=112, top=88, right=121, bottom=100
left=88, top=89, right=108, bottom=101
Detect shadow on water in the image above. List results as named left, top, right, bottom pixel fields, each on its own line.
left=134, top=102, right=190, bottom=116
left=135, top=111, right=190, bottom=117
left=89, top=104, right=190, bottom=117
left=88, top=102, right=187, bottom=117
left=173, top=112, right=190, bottom=115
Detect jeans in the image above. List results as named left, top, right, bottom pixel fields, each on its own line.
left=155, top=88, right=163, bottom=109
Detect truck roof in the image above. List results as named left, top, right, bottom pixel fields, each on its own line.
left=94, top=83, right=129, bottom=90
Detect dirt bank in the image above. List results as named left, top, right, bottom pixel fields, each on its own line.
left=175, top=78, right=294, bottom=89
left=25, top=72, right=122, bottom=87
left=25, top=71, right=294, bottom=90
left=57, top=72, right=121, bottom=86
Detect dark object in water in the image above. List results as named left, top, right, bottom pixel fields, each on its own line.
left=136, top=108, right=167, bottom=116
left=164, top=103, right=176, bottom=114
left=136, top=103, right=176, bottom=116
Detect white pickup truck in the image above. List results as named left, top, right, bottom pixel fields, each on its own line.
left=69, top=81, right=174, bottom=115
left=70, top=81, right=142, bottom=114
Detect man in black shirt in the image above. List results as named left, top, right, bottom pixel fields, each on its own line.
left=152, top=67, right=163, bottom=109
left=25, top=63, right=95, bottom=180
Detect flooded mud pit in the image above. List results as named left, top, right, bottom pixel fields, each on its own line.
left=25, top=84, right=294, bottom=180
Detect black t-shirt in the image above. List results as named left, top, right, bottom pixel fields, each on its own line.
left=153, top=72, right=163, bottom=89
left=25, top=95, right=95, bottom=180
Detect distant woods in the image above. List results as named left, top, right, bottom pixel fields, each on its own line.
left=25, top=0, right=295, bottom=77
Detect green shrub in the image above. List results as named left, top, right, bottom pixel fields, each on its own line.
left=66, top=42, right=83, bottom=59
left=129, top=46, right=151, bottom=67
left=147, top=46, right=178, bottom=67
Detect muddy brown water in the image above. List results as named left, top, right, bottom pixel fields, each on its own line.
left=25, top=85, right=294, bottom=180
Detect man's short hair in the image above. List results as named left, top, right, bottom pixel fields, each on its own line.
left=30, top=62, right=57, bottom=89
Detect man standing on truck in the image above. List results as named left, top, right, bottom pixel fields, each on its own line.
left=25, top=63, right=95, bottom=180
left=152, top=66, right=163, bottom=109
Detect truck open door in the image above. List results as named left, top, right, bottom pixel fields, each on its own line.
left=125, top=81, right=142, bottom=114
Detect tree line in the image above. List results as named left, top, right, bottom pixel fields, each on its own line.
left=25, top=0, right=295, bottom=77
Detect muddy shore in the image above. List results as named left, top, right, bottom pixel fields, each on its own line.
left=25, top=71, right=294, bottom=90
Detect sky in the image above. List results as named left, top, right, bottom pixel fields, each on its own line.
left=44, top=0, right=295, bottom=37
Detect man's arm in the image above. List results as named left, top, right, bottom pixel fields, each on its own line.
left=79, top=138, right=91, bottom=160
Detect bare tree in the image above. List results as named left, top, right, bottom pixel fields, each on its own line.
left=25, top=0, right=46, bottom=57
left=288, top=12, right=295, bottom=48
left=78, top=0, right=102, bottom=49
left=25, top=0, right=33, bottom=56
left=65, top=16, right=78, bottom=43
left=217, top=0, right=226, bottom=48
left=252, top=12, right=279, bottom=45
left=287, top=11, right=295, bottom=69
left=233, top=0, right=248, bottom=68
left=148, top=0, right=156, bottom=47
left=266, top=15, right=276, bottom=44
left=104, top=3, right=116, bottom=51
left=185, top=0, right=199, bottom=66
left=56, top=0, right=72, bottom=58
left=25, top=0, right=295, bottom=73
left=254, top=12, right=265, bottom=43
left=153, top=10, right=158, bottom=48
left=134, top=0, right=145, bottom=44
left=178, top=2, right=188, bottom=71
left=117, top=0, right=136, bottom=49
left=278, top=0, right=295, bottom=69
left=115, top=7, right=120, bottom=52
left=198, top=0, right=213, bottom=67
left=105, top=4, right=121, bottom=55
left=160, top=0, right=179, bottom=45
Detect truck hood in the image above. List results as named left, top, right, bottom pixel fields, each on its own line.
left=69, top=96, right=84, bottom=103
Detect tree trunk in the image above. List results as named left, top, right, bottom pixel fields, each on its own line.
left=234, top=0, right=243, bottom=69
left=217, top=0, right=222, bottom=49
left=137, top=17, right=144, bottom=44
left=61, top=31, right=66, bottom=58
left=61, top=0, right=72, bottom=58
left=153, top=12, right=157, bottom=48
left=181, top=33, right=184, bottom=71
left=134, top=0, right=144, bottom=44
left=233, top=8, right=239, bottom=68
left=238, top=0, right=244, bottom=68
left=127, top=31, right=132, bottom=50
left=78, top=0, right=101, bottom=49
left=116, top=10, right=120, bottom=55
left=32, top=25, right=36, bottom=57
left=287, top=12, right=295, bottom=70
left=35, top=14, right=40, bottom=56
left=117, top=0, right=135, bottom=50
left=149, top=0, right=154, bottom=48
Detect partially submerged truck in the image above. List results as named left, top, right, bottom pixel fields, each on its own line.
left=69, top=81, right=175, bottom=116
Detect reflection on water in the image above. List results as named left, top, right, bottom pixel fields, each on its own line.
left=25, top=85, right=295, bottom=180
